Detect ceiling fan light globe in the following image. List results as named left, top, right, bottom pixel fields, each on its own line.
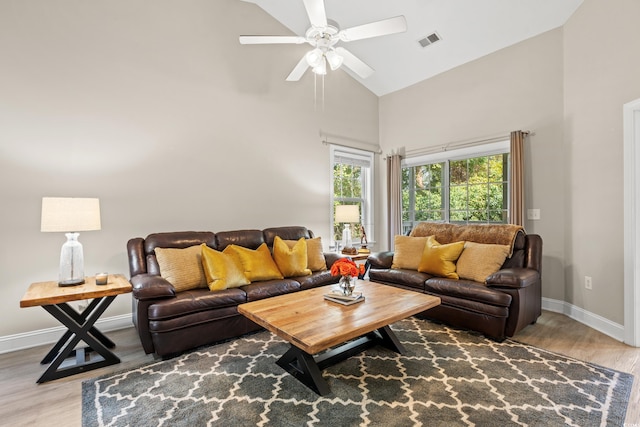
left=326, top=50, right=343, bottom=71
left=305, top=48, right=324, bottom=68
left=312, top=59, right=327, bottom=75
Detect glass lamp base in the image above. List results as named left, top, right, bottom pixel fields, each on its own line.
left=58, top=278, right=85, bottom=287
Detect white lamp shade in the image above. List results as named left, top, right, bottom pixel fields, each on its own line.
left=335, top=205, right=360, bottom=223
left=41, top=197, right=101, bottom=232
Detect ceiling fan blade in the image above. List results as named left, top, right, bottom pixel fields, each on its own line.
left=339, top=16, right=407, bottom=42
left=335, top=47, right=374, bottom=79
left=286, top=56, right=310, bottom=81
left=239, top=35, right=306, bottom=45
left=303, top=0, right=327, bottom=28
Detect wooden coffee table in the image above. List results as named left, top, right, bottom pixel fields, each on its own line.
left=238, top=280, right=440, bottom=395
left=20, top=274, right=132, bottom=383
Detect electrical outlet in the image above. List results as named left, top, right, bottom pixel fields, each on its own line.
left=527, top=209, right=541, bottom=220
left=585, top=276, right=593, bottom=290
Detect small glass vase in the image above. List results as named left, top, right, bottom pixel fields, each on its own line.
left=339, top=275, right=356, bottom=296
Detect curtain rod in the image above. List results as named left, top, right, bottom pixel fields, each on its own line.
left=402, top=130, right=532, bottom=159
left=320, top=132, right=382, bottom=154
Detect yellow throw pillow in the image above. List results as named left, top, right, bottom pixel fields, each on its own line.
left=273, top=236, right=312, bottom=277
left=284, top=237, right=327, bottom=272
left=201, top=244, right=250, bottom=290
left=155, top=245, right=207, bottom=292
left=457, top=242, right=510, bottom=283
left=225, top=243, right=284, bottom=282
left=418, top=236, right=465, bottom=279
left=391, top=236, right=429, bottom=270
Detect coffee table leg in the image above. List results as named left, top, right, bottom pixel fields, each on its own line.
left=377, top=325, right=406, bottom=354
left=276, top=346, right=330, bottom=396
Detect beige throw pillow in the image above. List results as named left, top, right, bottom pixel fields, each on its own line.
left=391, top=236, right=429, bottom=270
left=155, top=245, right=207, bottom=292
left=456, top=242, right=510, bottom=283
left=285, top=237, right=327, bottom=272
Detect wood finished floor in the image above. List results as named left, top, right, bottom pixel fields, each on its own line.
left=1, top=310, right=639, bottom=426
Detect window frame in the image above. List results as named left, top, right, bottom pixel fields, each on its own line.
left=330, top=145, right=374, bottom=248
left=401, top=140, right=510, bottom=231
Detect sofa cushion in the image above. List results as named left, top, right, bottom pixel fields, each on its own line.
left=295, top=270, right=339, bottom=290
left=391, top=236, right=429, bottom=270
left=226, top=243, right=284, bottom=282
left=200, top=244, right=250, bottom=290
left=155, top=245, right=207, bottom=292
left=241, top=279, right=300, bottom=302
left=456, top=242, right=510, bottom=283
left=215, top=229, right=264, bottom=251
left=147, top=288, right=247, bottom=321
left=273, top=236, right=311, bottom=277
left=424, top=278, right=512, bottom=307
left=418, top=236, right=465, bottom=279
left=369, top=268, right=432, bottom=291
left=263, top=226, right=312, bottom=247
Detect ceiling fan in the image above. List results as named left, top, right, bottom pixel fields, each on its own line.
left=240, top=0, right=407, bottom=81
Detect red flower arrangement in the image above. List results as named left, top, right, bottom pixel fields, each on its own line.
left=331, top=258, right=366, bottom=278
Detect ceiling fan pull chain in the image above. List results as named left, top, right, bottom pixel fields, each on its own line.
left=322, top=73, right=325, bottom=112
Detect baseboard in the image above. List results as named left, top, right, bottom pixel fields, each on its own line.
left=0, top=301, right=627, bottom=354
left=542, top=297, right=625, bottom=342
left=0, top=314, right=133, bottom=355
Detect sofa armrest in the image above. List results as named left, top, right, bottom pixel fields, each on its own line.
left=486, top=268, right=540, bottom=289
left=130, top=274, right=176, bottom=301
left=367, top=251, right=394, bottom=269
left=324, top=252, right=345, bottom=269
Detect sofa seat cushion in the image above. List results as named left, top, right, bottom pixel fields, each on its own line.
left=147, top=288, right=247, bottom=321
left=428, top=294, right=510, bottom=318
left=425, top=278, right=512, bottom=307
left=149, top=306, right=239, bottom=334
left=295, top=270, right=339, bottom=290
left=241, top=279, right=300, bottom=302
left=369, top=268, right=432, bottom=291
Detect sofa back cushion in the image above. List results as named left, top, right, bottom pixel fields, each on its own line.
left=263, top=226, right=313, bottom=247
left=215, top=229, right=264, bottom=251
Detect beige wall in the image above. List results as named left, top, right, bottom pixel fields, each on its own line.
left=379, top=0, right=640, bottom=325
left=0, top=0, right=379, bottom=337
left=562, top=0, right=640, bottom=323
left=379, top=28, right=566, bottom=302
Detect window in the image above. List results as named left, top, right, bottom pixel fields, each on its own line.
left=402, top=141, right=509, bottom=234
left=331, top=145, right=374, bottom=247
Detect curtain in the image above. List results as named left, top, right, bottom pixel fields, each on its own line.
left=387, top=154, right=403, bottom=250
left=509, top=130, right=526, bottom=226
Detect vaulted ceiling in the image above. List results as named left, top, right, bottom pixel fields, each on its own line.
left=242, top=0, right=583, bottom=96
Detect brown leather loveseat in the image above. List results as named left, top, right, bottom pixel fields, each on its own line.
left=367, top=222, right=542, bottom=341
left=127, top=226, right=341, bottom=358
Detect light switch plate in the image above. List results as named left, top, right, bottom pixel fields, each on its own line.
left=527, top=209, right=541, bottom=220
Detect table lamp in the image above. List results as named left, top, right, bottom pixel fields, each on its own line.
left=335, top=205, right=360, bottom=255
left=41, top=197, right=101, bottom=286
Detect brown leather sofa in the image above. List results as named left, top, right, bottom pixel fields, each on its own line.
left=127, top=226, right=341, bottom=358
left=367, top=223, right=542, bottom=341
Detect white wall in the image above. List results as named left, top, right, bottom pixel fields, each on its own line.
left=0, top=0, right=379, bottom=337
left=562, top=0, right=640, bottom=323
left=378, top=0, right=640, bottom=327
left=379, top=28, right=566, bottom=302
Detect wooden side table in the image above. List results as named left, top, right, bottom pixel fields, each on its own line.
left=20, top=274, right=132, bottom=383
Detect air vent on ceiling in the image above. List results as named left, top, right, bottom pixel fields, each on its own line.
left=418, top=32, right=441, bottom=48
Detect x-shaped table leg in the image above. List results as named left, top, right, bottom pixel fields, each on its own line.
left=37, top=296, right=120, bottom=383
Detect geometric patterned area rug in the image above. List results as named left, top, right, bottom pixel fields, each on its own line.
left=82, top=318, right=633, bottom=427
